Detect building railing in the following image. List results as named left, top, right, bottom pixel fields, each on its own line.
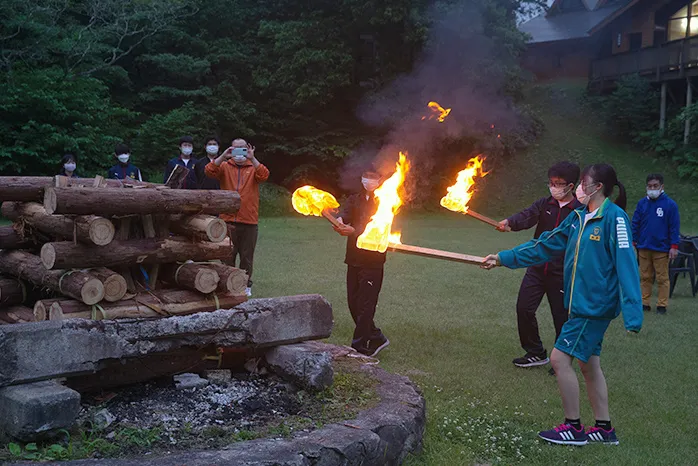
left=591, top=36, right=698, bottom=81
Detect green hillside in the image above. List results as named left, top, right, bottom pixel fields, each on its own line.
left=481, top=80, right=698, bottom=233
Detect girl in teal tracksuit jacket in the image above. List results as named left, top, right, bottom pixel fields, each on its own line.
left=482, top=164, right=643, bottom=447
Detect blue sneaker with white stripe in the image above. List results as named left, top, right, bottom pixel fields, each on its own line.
left=538, top=423, right=588, bottom=446
left=586, top=426, right=619, bottom=445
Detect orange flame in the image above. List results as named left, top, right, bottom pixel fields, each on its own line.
left=357, top=152, right=410, bottom=253
left=422, top=101, right=451, bottom=123
left=292, top=185, right=340, bottom=217
left=440, top=156, right=487, bottom=214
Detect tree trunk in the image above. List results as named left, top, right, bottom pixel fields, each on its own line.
left=0, top=306, right=35, bottom=324
left=89, top=267, right=128, bottom=302
left=2, top=202, right=115, bottom=246
left=61, top=176, right=162, bottom=189
left=41, top=237, right=233, bottom=270
left=0, top=225, right=35, bottom=249
left=0, top=278, right=25, bottom=308
left=44, top=187, right=241, bottom=216
left=206, top=263, right=248, bottom=295
left=0, top=177, right=53, bottom=202
left=162, top=263, right=220, bottom=294
left=170, top=215, right=228, bottom=242
left=0, top=250, right=104, bottom=304
left=48, top=290, right=247, bottom=320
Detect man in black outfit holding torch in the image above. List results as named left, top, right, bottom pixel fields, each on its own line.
left=333, top=171, right=390, bottom=358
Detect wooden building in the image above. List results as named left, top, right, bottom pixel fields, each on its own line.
left=520, top=0, right=698, bottom=136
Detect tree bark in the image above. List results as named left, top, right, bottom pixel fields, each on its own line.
left=206, top=263, right=248, bottom=295
left=0, top=177, right=52, bottom=202
left=41, top=237, right=233, bottom=270
left=170, top=215, right=228, bottom=242
left=48, top=290, right=247, bottom=320
left=0, top=306, right=35, bottom=324
left=165, top=164, right=190, bottom=189
left=0, top=225, right=35, bottom=249
left=44, top=187, right=240, bottom=216
left=0, top=278, right=25, bottom=308
left=89, top=267, right=128, bottom=302
left=2, top=202, right=115, bottom=246
left=0, top=250, right=104, bottom=304
left=162, top=263, right=220, bottom=294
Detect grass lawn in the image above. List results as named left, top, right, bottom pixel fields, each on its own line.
left=253, top=215, right=696, bottom=465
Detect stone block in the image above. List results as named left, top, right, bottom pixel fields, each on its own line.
left=204, top=369, right=231, bottom=385
left=265, top=342, right=334, bottom=392
left=0, top=381, right=81, bottom=441
left=173, top=373, right=208, bottom=390
left=0, top=294, right=333, bottom=387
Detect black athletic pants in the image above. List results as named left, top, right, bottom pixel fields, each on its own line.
left=516, top=265, right=568, bottom=357
left=227, top=222, right=258, bottom=287
left=347, top=265, right=385, bottom=348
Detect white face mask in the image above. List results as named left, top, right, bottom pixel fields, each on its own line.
left=181, top=146, right=193, bottom=156
left=647, top=189, right=662, bottom=199
left=233, top=155, right=248, bottom=164
left=362, top=177, right=380, bottom=192
left=576, top=183, right=600, bottom=205
left=63, top=162, right=76, bottom=172
left=117, top=154, right=130, bottom=164
left=206, top=145, right=219, bottom=155
left=549, top=185, right=571, bottom=201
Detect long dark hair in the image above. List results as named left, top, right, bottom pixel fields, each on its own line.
left=581, top=164, right=627, bottom=210
left=60, top=154, right=76, bottom=173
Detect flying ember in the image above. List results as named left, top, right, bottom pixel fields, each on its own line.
left=440, top=156, right=487, bottom=214
left=356, top=152, right=410, bottom=253
left=422, top=101, right=451, bottom=123
left=291, top=186, right=340, bottom=217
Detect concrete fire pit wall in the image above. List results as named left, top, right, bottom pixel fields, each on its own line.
left=0, top=295, right=333, bottom=387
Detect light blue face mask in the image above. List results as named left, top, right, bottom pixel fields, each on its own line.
left=362, top=177, right=380, bottom=191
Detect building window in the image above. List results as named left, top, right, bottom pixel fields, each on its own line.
left=628, top=32, right=642, bottom=51
left=668, top=1, right=698, bottom=41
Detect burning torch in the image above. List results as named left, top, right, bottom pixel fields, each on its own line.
left=440, top=156, right=500, bottom=228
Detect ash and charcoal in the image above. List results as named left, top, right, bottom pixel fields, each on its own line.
left=77, top=373, right=305, bottom=438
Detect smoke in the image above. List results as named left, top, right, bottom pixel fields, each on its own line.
left=340, top=1, right=527, bottom=200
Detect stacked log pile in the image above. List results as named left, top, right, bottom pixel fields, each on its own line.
left=0, top=175, right=247, bottom=324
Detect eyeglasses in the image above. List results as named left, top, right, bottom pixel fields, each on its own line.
left=547, top=182, right=570, bottom=188
left=581, top=182, right=599, bottom=190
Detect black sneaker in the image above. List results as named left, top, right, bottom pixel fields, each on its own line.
left=642, top=305, right=651, bottom=312
left=367, top=336, right=390, bottom=357
left=513, top=353, right=549, bottom=367
left=657, top=306, right=667, bottom=315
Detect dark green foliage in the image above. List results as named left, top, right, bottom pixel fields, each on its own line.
left=598, top=75, right=698, bottom=179
left=1, top=0, right=542, bottom=187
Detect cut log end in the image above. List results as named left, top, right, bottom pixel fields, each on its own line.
left=33, top=301, right=49, bottom=321
left=207, top=220, right=227, bottom=242
left=88, top=218, right=116, bottom=246
left=40, top=243, right=57, bottom=269
left=194, top=269, right=220, bottom=294
left=102, top=274, right=128, bottom=302
left=44, top=187, right=57, bottom=214
left=80, top=278, right=105, bottom=305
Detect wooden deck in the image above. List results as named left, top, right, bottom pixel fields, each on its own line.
left=590, top=36, right=698, bottom=88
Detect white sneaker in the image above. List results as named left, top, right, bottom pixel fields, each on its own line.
left=245, top=287, right=252, bottom=297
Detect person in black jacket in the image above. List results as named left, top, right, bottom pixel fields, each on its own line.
left=107, top=144, right=143, bottom=181
left=163, top=136, right=198, bottom=188
left=194, top=136, right=221, bottom=190
left=496, top=161, right=582, bottom=370
left=334, top=171, right=390, bottom=358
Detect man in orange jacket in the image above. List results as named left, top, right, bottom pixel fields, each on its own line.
left=205, top=138, right=270, bottom=296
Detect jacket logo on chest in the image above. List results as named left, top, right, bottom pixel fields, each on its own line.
left=656, top=207, right=664, bottom=217
left=589, top=226, right=601, bottom=241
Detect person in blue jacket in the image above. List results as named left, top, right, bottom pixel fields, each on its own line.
left=107, top=144, right=143, bottom=181
left=631, top=173, right=680, bottom=315
left=482, top=164, right=642, bottom=447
